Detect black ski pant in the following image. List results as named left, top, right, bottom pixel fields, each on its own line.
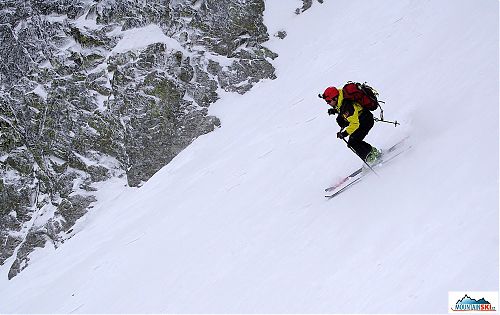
left=347, top=110, right=374, bottom=161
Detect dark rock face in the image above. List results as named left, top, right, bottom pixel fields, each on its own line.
left=0, top=0, right=277, bottom=278
left=295, top=0, right=324, bottom=14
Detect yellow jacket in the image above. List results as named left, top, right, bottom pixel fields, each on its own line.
left=335, top=89, right=364, bottom=135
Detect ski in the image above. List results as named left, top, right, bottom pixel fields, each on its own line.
left=325, top=167, right=364, bottom=192
left=325, top=137, right=411, bottom=199
left=326, top=177, right=364, bottom=199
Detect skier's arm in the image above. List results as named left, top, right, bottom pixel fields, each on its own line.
left=336, top=115, right=348, bottom=128
left=338, top=101, right=360, bottom=135
left=345, top=116, right=360, bottom=135
left=344, top=105, right=362, bottom=135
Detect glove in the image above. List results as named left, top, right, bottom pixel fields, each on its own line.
left=327, top=108, right=337, bottom=116
left=337, top=130, right=348, bottom=139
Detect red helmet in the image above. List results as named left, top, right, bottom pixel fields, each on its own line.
left=323, top=86, right=339, bottom=102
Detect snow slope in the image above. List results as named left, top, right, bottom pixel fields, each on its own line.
left=1, top=0, right=498, bottom=313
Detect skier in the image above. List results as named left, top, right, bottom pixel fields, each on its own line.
left=322, top=86, right=381, bottom=164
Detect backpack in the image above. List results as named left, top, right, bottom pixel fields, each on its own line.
left=342, top=81, right=380, bottom=111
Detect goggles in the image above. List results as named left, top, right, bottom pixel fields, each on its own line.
left=318, top=93, right=338, bottom=103
left=325, top=96, right=338, bottom=104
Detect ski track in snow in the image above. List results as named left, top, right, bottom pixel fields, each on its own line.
left=0, top=0, right=498, bottom=313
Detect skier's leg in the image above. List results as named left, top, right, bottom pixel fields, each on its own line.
left=348, top=111, right=374, bottom=160
left=348, top=137, right=372, bottom=160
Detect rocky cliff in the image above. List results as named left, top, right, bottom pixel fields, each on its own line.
left=0, top=0, right=280, bottom=279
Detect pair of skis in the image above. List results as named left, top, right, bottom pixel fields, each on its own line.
left=325, top=138, right=411, bottom=199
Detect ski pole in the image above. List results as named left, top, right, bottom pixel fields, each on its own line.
left=374, top=117, right=399, bottom=127
left=340, top=136, right=380, bottom=177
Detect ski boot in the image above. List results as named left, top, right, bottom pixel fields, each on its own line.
left=365, top=146, right=382, bottom=166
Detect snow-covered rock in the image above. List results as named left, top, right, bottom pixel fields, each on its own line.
left=0, top=0, right=276, bottom=279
